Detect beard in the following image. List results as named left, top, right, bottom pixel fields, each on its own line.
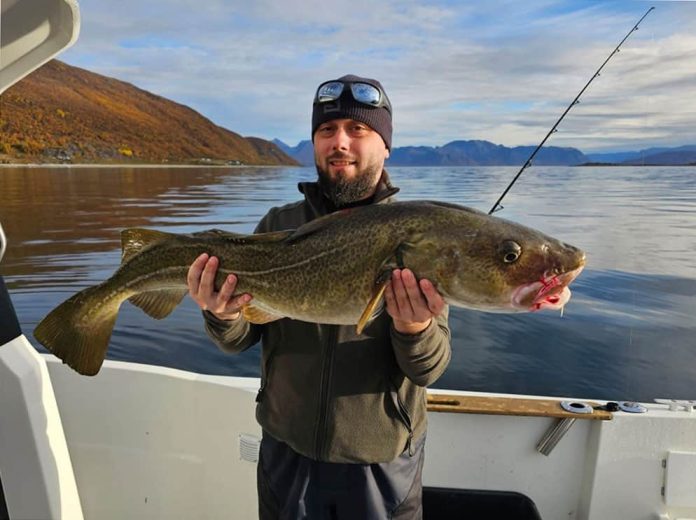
left=316, top=156, right=382, bottom=208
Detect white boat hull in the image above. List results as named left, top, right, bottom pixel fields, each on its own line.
left=0, top=336, right=82, bottom=520
left=3, top=344, right=690, bottom=520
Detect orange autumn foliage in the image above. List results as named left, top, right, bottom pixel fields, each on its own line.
left=0, top=60, right=297, bottom=166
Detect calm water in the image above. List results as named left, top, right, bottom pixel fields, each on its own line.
left=1, top=165, right=695, bottom=402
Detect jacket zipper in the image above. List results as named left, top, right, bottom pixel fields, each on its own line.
left=256, top=354, right=273, bottom=403
left=314, top=325, right=338, bottom=459
left=393, top=385, right=414, bottom=456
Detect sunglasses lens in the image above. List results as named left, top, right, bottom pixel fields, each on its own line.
left=315, top=80, right=390, bottom=113
left=316, top=82, right=345, bottom=102
left=350, top=83, right=381, bottom=106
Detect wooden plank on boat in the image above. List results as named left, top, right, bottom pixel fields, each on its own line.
left=427, top=394, right=612, bottom=420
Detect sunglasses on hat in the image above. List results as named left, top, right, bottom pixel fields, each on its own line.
left=314, top=81, right=392, bottom=114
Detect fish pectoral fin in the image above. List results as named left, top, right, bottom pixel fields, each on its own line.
left=356, top=269, right=393, bottom=335
left=242, top=304, right=284, bottom=324
left=355, top=241, right=425, bottom=335
left=128, top=289, right=188, bottom=319
left=121, top=228, right=176, bottom=263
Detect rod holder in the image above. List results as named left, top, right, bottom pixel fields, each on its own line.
left=536, top=417, right=577, bottom=456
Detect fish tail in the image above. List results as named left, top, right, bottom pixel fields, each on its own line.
left=34, top=283, right=122, bottom=376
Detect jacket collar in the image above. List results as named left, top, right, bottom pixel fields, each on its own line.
left=298, top=170, right=400, bottom=217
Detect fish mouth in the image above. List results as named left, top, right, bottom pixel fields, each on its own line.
left=511, top=265, right=585, bottom=312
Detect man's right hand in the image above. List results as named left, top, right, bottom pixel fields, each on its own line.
left=187, top=253, right=252, bottom=321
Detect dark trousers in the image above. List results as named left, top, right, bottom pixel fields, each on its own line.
left=257, top=433, right=425, bottom=520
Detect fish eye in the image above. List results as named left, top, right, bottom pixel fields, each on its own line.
left=500, top=240, right=522, bottom=263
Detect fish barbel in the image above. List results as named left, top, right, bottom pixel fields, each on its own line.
left=34, top=200, right=586, bottom=375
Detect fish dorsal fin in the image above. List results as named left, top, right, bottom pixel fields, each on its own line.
left=242, top=303, right=284, bottom=324
left=422, top=200, right=484, bottom=215
left=128, top=289, right=188, bottom=319
left=121, top=228, right=175, bottom=263
left=190, top=228, right=239, bottom=238
left=287, top=208, right=353, bottom=243
left=191, top=228, right=294, bottom=244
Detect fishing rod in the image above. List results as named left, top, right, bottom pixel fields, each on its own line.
left=0, top=223, right=6, bottom=264
left=488, top=6, right=655, bottom=215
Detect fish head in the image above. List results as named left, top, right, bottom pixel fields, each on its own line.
left=414, top=209, right=586, bottom=313
left=503, top=235, right=585, bottom=312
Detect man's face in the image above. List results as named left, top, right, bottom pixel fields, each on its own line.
left=313, top=118, right=390, bottom=207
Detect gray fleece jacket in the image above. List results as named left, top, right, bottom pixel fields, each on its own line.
left=203, top=172, right=451, bottom=463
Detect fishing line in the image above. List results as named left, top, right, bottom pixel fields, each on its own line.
left=488, top=6, right=655, bottom=215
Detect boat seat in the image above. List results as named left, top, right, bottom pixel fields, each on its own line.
left=423, top=487, right=542, bottom=520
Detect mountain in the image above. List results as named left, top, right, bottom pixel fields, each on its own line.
left=278, top=138, right=588, bottom=166
left=280, top=137, right=696, bottom=167
left=621, top=150, right=696, bottom=166
left=0, top=60, right=298, bottom=166
left=273, top=139, right=315, bottom=166
left=388, top=146, right=442, bottom=166
left=395, top=140, right=588, bottom=166
left=587, top=145, right=696, bottom=166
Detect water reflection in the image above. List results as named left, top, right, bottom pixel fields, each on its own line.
left=0, top=166, right=310, bottom=282
left=1, top=165, right=695, bottom=401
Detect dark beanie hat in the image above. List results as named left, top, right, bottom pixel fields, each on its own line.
left=312, top=74, right=392, bottom=150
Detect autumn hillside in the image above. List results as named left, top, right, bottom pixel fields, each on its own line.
left=0, top=60, right=298, bottom=166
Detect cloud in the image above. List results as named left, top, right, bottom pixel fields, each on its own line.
left=61, top=0, right=696, bottom=151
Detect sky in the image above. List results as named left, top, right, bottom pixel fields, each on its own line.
left=60, top=1, right=696, bottom=152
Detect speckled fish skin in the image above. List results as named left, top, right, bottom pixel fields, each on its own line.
left=34, top=200, right=585, bottom=375
left=213, top=200, right=585, bottom=320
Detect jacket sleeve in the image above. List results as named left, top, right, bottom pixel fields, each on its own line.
left=203, top=310, right=262, bottom=354
left=390, top=306, right=451, bottom=387
left=201, top=211, right=275, bottom=354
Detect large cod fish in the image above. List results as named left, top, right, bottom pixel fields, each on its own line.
left=34, top=200, right=585, bottom=376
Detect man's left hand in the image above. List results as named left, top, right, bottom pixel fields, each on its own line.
left=385, top=268, right=446, bottom=335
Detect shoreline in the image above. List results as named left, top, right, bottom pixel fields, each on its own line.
left=0, top=163, right=302, bottom=169
left=1, top=163, right=693, bottom=169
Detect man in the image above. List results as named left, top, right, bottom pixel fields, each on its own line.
left=187, top=75, right=451, bottom=519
